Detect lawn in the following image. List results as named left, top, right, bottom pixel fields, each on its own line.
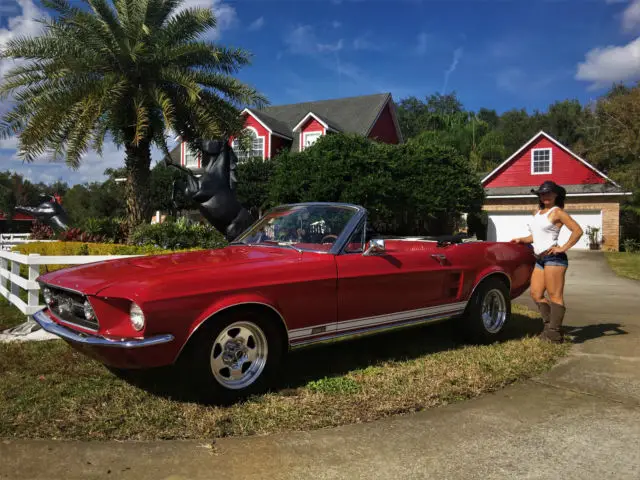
left=0, top=303, right=569, bottom=441
left=605, top=252, right=640, bottom=281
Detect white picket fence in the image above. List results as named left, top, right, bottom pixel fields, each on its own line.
left=0, top=250, right=142, bottom=319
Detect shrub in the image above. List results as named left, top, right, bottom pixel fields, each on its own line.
left=82, top=217, right=128, bottom=244
left=29, top=221, right=55, bottom=240
left=622, top=238, right=640, bottom=253
left=58, top=227, right=106, bottom=243
left=12, top=241, right=195, bottom=274
left=130, top=217, right=228, bottom=250
left=269, top=133, right=484, bottom=236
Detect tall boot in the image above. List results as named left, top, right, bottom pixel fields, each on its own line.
left=537, top=302, right=551, bottom=333
left=541, top=302, right=566, bottom=343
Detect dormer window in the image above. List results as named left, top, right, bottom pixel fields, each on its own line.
left=303, top=131, right=322, bottom=149
left=531, top=148, right=552, bottom=174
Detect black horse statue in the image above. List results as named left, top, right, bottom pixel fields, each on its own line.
left=15, top=194, right=71, bottom=231
left=167, top=139, right=253, bottom=241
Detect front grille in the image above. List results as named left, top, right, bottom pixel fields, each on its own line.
left=46, top=286, right=99, bottom=331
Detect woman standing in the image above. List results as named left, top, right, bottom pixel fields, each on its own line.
left=511, top=181, right=584, bottom=343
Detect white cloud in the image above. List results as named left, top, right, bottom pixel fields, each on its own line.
left=497, top=67, right=565, bottom=94
left=0, top=139, right=170, bottom=185
left=0, top=0, right=47, bottom=81
left=248, top=16, right=264, bottom=31
left=352, top=32, right=386, bottom=52
left=284, top=25, right=343, bottom=55
left=414, top=32, right=429, bottom=56
left=332, top=21, right=342, bottom=29
left=575, top=36, right=640, bottom=89
left=622, top=0, right=640, bottom=31
left=174, top=0, right=237, bottom=39
left=442, top=47, right=463, bottom=92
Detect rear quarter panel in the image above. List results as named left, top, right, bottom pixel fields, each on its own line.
left=442, top=241, right=535, bottom=301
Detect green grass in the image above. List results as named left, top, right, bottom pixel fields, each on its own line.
left=606, top=252, right=640, bottom=281
left=0, top=297, right=29, bottom=332
left=0, top=304, right=569, bottom=441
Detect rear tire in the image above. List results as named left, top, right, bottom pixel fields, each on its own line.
left=461, top=277, right=511, bottom=344
left=181, top=309, right=284, bottom=404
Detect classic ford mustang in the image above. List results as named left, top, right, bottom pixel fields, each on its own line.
left=34, top=202, right=535, bottom=402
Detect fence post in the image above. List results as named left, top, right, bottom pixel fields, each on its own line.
left=10, top=259, right=20, bottom=300
left=28, top=254, right=41, bottom=319
left=0, top=256, right=7, bottom=296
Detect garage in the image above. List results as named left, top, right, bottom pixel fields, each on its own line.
left=486, top=210, right=602, bottom=250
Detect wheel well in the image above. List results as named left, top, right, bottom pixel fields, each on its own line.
left=470, top=272, right=511, bottom=299
left=178, top=303, right=290, bottom=361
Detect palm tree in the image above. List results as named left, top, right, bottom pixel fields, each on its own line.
left=0, top=0, right=267, bottom=229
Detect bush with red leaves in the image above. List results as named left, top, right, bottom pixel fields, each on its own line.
left=30, top=222, right=55, bottom=240
left=57, top=228, right=106, bottom=243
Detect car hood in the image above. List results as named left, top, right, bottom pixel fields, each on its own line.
left=38, top=245, right=301, bottom=296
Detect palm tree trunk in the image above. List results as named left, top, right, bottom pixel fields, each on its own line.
left=124, top=141, right=152, bottom=232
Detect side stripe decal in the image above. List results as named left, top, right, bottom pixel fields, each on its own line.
left=288, top=301, right=467, bottom=341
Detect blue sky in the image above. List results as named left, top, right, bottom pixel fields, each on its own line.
left=1, top=0, right=640, bottom=185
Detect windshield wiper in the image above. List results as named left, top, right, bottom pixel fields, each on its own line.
left=231, top=241, right=303, bottom=252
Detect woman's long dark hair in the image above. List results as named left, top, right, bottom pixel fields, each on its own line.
left=538, top=189, right=566, bottom=209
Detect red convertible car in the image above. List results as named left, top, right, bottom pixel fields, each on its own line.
left=34, top=203, right=535, bottom=402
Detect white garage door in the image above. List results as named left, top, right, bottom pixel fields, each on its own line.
left=487, top=210, right=602, bottom=250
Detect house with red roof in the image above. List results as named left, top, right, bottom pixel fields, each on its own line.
left=168, top=92, right=403, bottom=171
left=481, top=131, right=632, bottom=251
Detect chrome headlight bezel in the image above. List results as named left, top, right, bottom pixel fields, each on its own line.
left=130, top=302, right=145, bottom=331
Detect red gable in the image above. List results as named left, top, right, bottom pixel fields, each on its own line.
left=482, top=131, right=610, bottom=188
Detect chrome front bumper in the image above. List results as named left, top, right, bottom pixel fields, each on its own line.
left=33, top=310, right=174, bottom=349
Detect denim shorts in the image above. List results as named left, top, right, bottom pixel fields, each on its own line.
left=535, top=252, right=569, bottom=270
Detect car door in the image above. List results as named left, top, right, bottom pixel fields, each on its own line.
left=334, top=224, right=463, bottom=334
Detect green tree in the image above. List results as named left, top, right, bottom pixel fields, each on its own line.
left=0, top=0, right=266, bottom=231
left=235, top=157, right=277, bottom=218
left=269, top=133, right=483, bottom=235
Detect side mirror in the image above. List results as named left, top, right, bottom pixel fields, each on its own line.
left=363, top=238, right=386, bottom=256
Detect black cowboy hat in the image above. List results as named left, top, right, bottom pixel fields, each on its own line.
left=531, top=180, right=566, bottom=197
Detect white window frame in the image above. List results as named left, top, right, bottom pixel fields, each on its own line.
left=531, top=148, right=552, bottom=175
left=232, top=127, right=265, bottom=161
left=302, top=131, right=322, bottom=150
left=184, top=143, right=199, bottom=168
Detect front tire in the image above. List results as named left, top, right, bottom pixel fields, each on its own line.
left=182, top=309, right=284, bottom=404
left=461, top=277, right=511, bottom=344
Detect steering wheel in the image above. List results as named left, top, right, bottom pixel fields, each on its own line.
left=321, top=234, right=338, bottom=244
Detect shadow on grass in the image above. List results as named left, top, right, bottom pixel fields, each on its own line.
left=109, top=310, right=546, bottom=404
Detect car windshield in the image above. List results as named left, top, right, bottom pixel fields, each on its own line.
left=233, top=204, right=360, bottom=253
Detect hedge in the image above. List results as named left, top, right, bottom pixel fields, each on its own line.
left=11, top=242, right=201, bottom=275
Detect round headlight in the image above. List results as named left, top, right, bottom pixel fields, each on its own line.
left=130, top=302, right=145, bottom=331
left=83, top=300, right=96, bottom=321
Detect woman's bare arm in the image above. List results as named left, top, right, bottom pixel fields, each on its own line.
left=549, top=210, right=583, bottom=253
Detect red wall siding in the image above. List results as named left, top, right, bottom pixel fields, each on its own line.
left=484, top=136, right=606, bottom=188
left=368, top=103, right=400, bottom=144
left=243, top=114, right=270, bottom=158
left=300, top=118, right=325, bottom=151
left=270, top=135, right=291, bottom=158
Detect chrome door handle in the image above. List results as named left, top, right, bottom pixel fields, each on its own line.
left=431, top=254, right=447, bottom=265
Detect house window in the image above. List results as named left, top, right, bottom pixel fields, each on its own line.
left=303, top=131, right=322, bottom=149
left=184, top=144, right=199, bottom=168
left=531, top=148, right=552, bottom=174
left=232, top=128, right=264, bottom=161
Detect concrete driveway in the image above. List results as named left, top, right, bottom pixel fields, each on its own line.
left=1, top=252, right=639, bottom=480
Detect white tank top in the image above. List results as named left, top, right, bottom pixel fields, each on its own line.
left=529, top=207, right=560, bottom=255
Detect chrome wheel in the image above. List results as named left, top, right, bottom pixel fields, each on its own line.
left=481, top=289, right=507, bottom=333
left=210, top=321, right=268, bottom=390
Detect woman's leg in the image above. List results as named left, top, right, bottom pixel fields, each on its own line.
left=530, top=266, right=551, bottom=330
left=542, top=265, right=568, bottom=342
